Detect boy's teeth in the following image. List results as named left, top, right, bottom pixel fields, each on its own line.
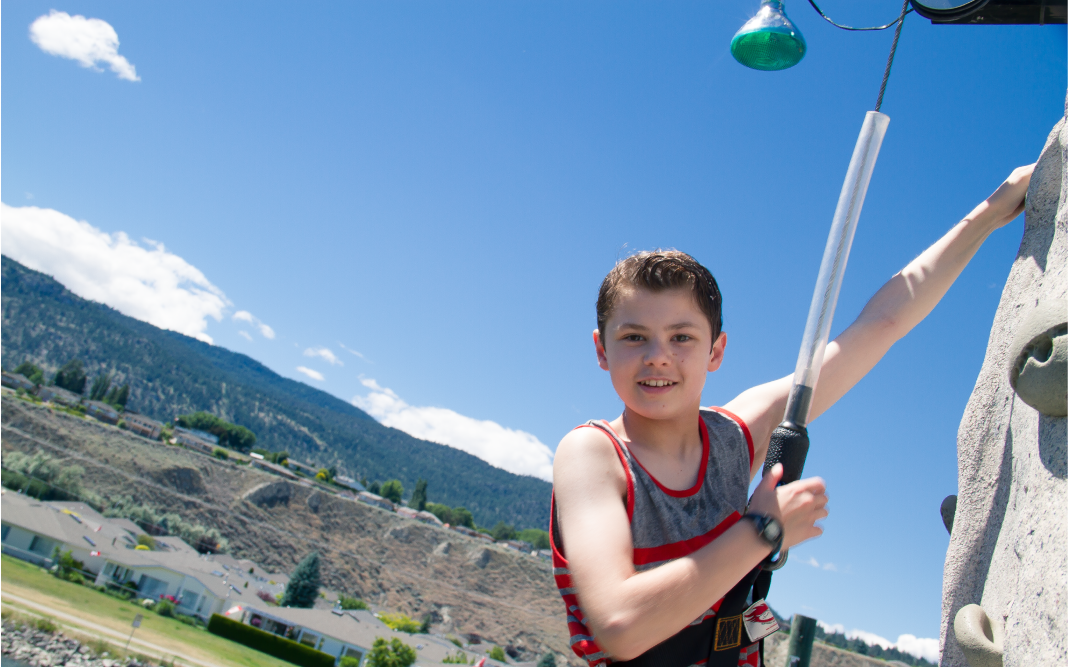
left=642, top=380, right=673, bottom=387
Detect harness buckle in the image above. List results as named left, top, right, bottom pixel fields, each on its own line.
left=713, top=614, right=742, bottom=651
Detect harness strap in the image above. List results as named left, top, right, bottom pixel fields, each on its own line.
left=612, top=567, right=762, bottom=667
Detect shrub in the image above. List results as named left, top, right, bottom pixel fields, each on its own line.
left=337, top=594, right=369, bottom=610
left=537, top=653, right=557, bottom=667
left=212, top=448, right=229, bottom=460
left=175, top=613, right=200, bottom=626
left=155, top=599, right=176, bottom=617
left=491, top=522, right=516, bottom=542
left=136, top=534, right=156, bottom=550
left=207, top=614, right=334, bottom=667
left=378, top=612, right=421, bottom=633
left=135, top=545, right=151, bottom=551
left=442, top=650, right=468, bottom=664
left=339, top=658, right=362, bottom=667
left=489, top=646, right=506, bottom=661
left=517, top=529, right=551, bottom=550
left=366, top=637, right=417, bottom=667
left=447, top=635, right=463, bottom=648
left=256, top=589, right=278, bottom=605
left=34, top=616, right=58, bottom=633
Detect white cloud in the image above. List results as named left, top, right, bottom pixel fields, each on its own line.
left=353, top=378, right=554, bottom=481
left=1, top=204, right=229, bottom=344
left=817, top=622, right=939, bottom=663
left=339, top=342, right=366, bottom=360
left=30, top=10, right=139, bottom=81
left=802, top=556, right=820, bottom=568
left=822, top=562, right=838, bottom=572
left=296, top=366, right=324, bottom=381
left=238, top=331, right=253, bottom=342
left=233, top=311, right=275, bottom=339
left=304, top=347, right=343, bottom=366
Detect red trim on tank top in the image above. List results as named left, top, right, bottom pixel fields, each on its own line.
left=705, top=406, right=754, bottom=468
left=573, top=422, right=636, bottom=521
left=632, top=511, right=742, bottom=565
left=599, top=418, right=710, bottom=498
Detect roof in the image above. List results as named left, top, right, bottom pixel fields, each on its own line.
left=2, top=491, right=139, bottom=550
left=242, top=606, right=467, bottom=663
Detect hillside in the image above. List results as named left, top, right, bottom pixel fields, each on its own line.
left=0, top=256, right=551, bottom=530
left=0, top=395, right=574, bottom=664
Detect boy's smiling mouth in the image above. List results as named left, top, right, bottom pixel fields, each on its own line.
left=638, top=379, right=677, bottom=388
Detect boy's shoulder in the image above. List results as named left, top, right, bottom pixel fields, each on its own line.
left=553, top=422, right=628, bottom=490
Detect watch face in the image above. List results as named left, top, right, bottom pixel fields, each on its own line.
left=764, top=520, right=782, bottom=543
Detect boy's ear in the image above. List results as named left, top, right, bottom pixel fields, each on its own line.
left=594, top=329, right=610, bottom=371
left=707, top=332, right=727, bottom=372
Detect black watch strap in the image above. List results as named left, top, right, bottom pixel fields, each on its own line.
left=742, top=513, right=783, bottom=553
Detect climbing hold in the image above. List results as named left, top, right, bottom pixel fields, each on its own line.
left=954, top=604, right=1003, bottom=667
left=1007, top=298, right=1067, bottom=417
left=941, top=495, right=957, bottom=534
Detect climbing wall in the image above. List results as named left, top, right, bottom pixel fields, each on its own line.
left=939, top=110, right=1067, bottom=666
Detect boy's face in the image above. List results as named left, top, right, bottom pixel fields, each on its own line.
left=594, top=286, right=726, bottom=422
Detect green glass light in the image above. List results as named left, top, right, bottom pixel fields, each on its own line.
left=731, top=0, right=807, bottom=71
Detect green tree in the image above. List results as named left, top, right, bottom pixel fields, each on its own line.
left=491, top=522, right=516, bottom=542
left=380, top=479, right=403, bottom=504
left=368, top=481, right=381, bottom=495
left=366, top=637, right=417, bottom=667
left=340, top=658, right=362, bottom=667
left=337, top=594, right=369, bottom=610
left=105, top=383, right=130, bottom=408
left=409, top=479, right=428, bottom=511
left=451, top=507, right=475, bottom=529
left=175, top=411, right=257, bottom=452
left=14, top=361, right=44, bottom=385
left=489, top=646, right=506, bottom=661
left=53, top=359, right=88, bottom=394
left=316, top=468, right=333, bottom=482
left=537, top=653, right=557, bottom=667
left=280, top=552, right=321, bottom=608
left=425, top=502, right=453, bottom=525
left=88, top=373, right=112, bottom=401
left=517, top=528, right=551, bottom=550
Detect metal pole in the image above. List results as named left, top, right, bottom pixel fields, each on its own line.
left=785, top=615, right=817, bottom=667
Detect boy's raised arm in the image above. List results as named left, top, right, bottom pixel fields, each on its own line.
left=726, top=165, right=1034, bottom=474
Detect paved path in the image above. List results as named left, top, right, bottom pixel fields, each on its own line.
left=0, top=590, right=220, bottom=667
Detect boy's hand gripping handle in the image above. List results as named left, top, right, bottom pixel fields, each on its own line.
left=760, top=421, right=810, bottom=571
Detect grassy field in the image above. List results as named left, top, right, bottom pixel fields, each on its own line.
left=0, top=554, right=295, bottom=667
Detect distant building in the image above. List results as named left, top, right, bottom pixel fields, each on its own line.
left=501, top=540, right=533, bottom=553
left=1, top=372, right=36, bottom=392
left=123, top=412, right=163, bottom=440
left=285, top=459, right=318, bottom=476
left=85, top=400, right=120, bottom=425
left=36, top=385, right=82, bottom=407
left=173, top=426, right=218, bottom=445
left=451, top=525, right=494, bottom=543
left=172, top=427, right=218, bottom=454
left=355, top=491, right=394, bottom=512
left=249, top=458, right=301, bottom=481
left=1, top=491, right=285, bottom=622
left=334, top=475, right=366, bottom=493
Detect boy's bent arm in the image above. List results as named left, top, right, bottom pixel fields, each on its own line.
left=726, top=165, right=1033, bottom=473
left=553, top=429, right=826, bottom=660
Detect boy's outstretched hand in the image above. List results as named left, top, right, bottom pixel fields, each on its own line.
left=979, top=164, right=1034, bottom=230
left=749, top=463, right=828, bottom=550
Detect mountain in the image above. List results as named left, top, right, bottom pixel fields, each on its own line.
left=0, top=256, right=551, bottom=529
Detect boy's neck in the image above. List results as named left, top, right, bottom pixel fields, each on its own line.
left=613, top=400, right=704, bottom=457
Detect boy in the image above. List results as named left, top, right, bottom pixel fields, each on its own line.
left=550, top=165, right=1034, bottom=667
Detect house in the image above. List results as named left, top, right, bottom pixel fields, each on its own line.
left=450, top=525, right=495, bottom=543
left=236, top=605, right=469, bottom=667
left=284, top=459, right=319, bottom=476
left=171, top=427, right=218, bottom=454
left=501, top=540, right=533, bottom=553
left=85, top=400, right=120, bottom=425
left=355, top=491, right=394, bottom=512
left=36, top=385, right=83, bottom=407
left=249, top=457, right=302, bottom=481
left=0, top=491, right=282, bottom=621
left=1, top=372, right=36, bottom=392
left=334, top=475, right=366, bottom=493
left=123, top=412, right=163, bottom=440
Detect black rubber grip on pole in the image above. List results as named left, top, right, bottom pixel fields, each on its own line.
left=762, top=422, right=810, bottom=485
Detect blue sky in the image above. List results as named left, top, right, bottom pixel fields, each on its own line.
left=2, top=1, right=1065, bottom=656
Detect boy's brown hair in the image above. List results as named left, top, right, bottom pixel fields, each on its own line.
left=597, top=250, right=723, bottom=350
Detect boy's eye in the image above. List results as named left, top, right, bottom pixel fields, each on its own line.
left=623, top=334, right=645, bottom=342
left=673, top=334, right=693, bottom=342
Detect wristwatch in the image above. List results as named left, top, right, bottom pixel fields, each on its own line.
left=742, top=513, right=784, bottom=554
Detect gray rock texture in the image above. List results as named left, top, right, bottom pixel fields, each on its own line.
left=939, top=112, right=1067, bottom=667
